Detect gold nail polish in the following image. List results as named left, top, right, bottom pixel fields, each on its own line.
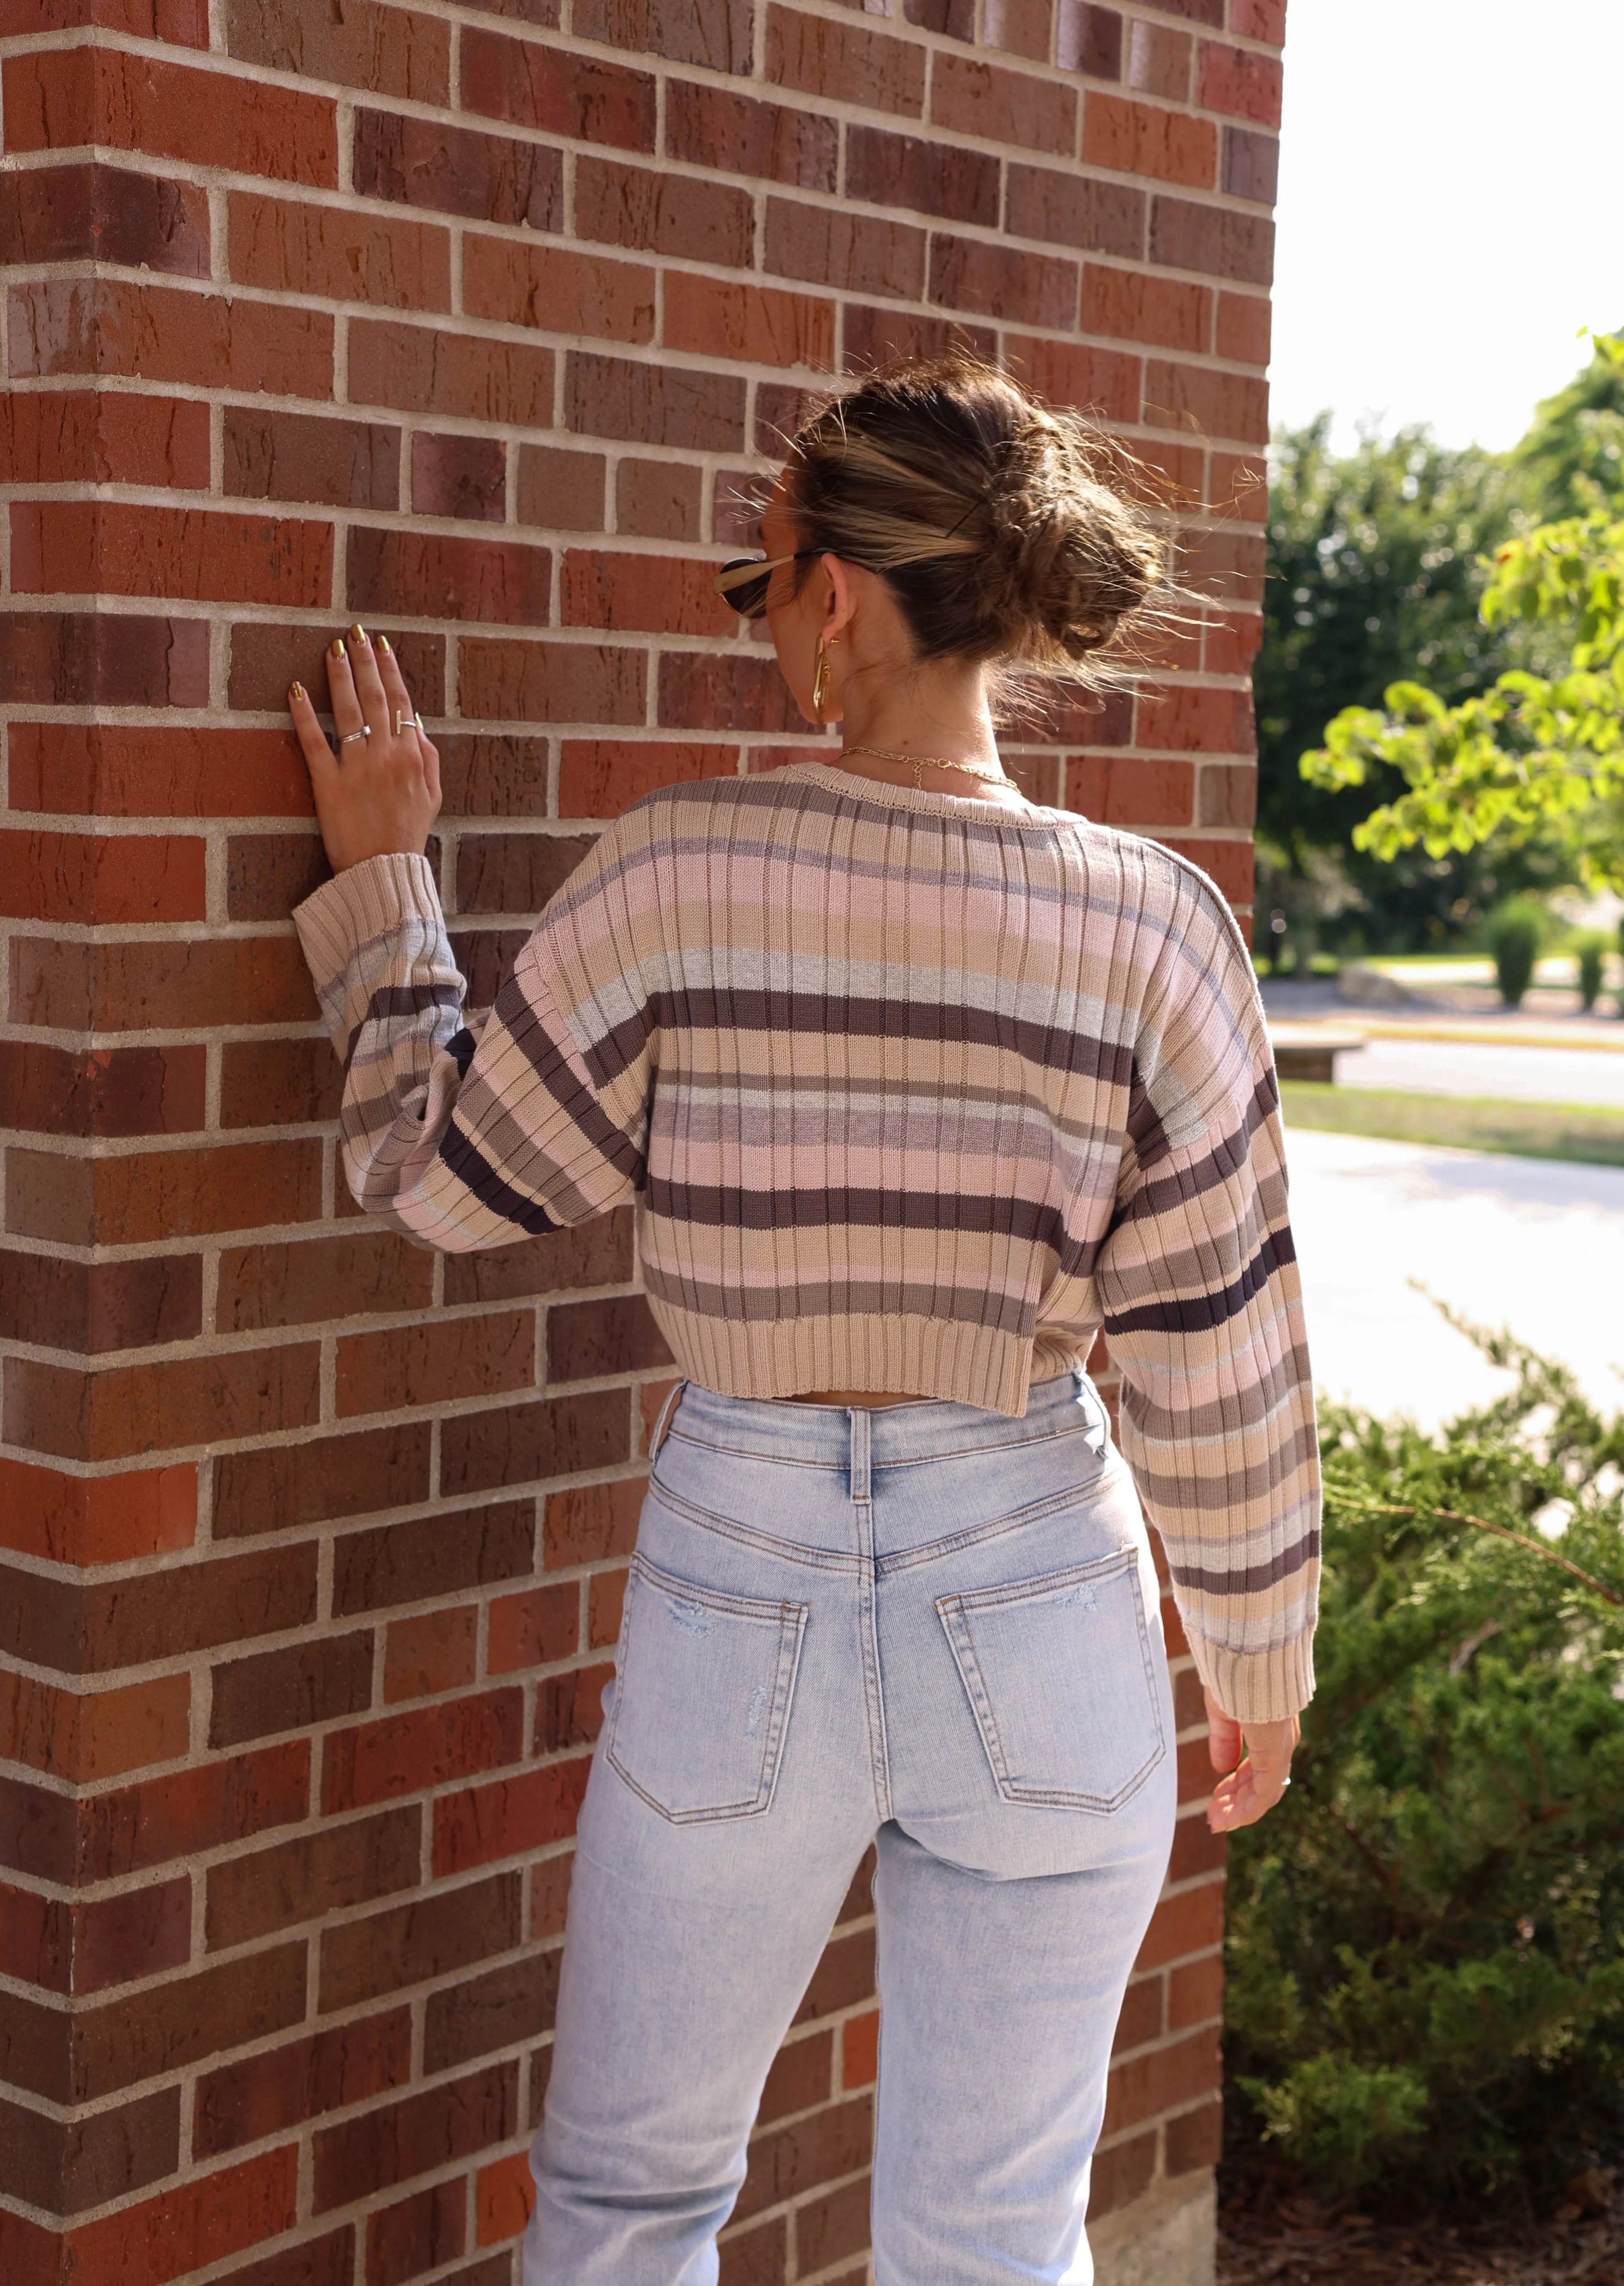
left=330, top=637, right=345, bottom=660
left=376, top=633, right=392, bottom=656
left=350, top=623, right=368, bottom=646
left=289, top=680, right=305, bottom=702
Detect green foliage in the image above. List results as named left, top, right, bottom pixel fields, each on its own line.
left=1256, top=418, right=1530, bottom=954
left=1301, top=336, right=1624, bottom=896
left=1510, top=330, right=1624, bottom=523
left=1483, top=898, right=1545, bottom=1006
left=1575, top=931, right=1609, bottom=1010
left=1224, top=1329, right=1624, bottom=2210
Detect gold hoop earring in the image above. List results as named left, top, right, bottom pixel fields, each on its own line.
left=811, top=634, right=831, bottom=721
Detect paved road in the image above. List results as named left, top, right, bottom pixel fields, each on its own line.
left=1286, top=1127, right=1624, bottom=1430
left=1337, top=1036, right=1624, bottom=1109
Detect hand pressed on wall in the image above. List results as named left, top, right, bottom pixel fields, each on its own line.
left=1203, top=1686, right=1299, bottom=1834
left=289, top=625, right=442, bottom=874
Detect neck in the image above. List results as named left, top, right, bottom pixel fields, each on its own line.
left=832, top=660, right=1016, bottom=799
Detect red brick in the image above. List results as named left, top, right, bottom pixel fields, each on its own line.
left=930, top=236, right=1076, bottom=328
left=1, top=1875, right=190, bottom=1999
left=718, top=2216, right=787, bottom=2286
left=210, top=1632, right=375, bottom=1748
left=841, top=2010, right=878, bottom=2090
left=1132, top=1880, right=1223, bottom=1972
left=317, top=1871, right=522, bottom=2010
left=767, top=7, right=925, bottom=113
left=1004, top=164, right=1143, bottom=256
left=461, top=638, right=645, bottom=725
left=1148, top=194, right=1273, bottom=284
left=3, top=46, right=337, bottom=184
left=196, top=2012, right=412, bottom=2159
left=1136, top=684, right=1250, bottom=754
left=931, top=54, right=1075, bottom=153
left=225, top=406, right=401, bottom=509
left=323, top=1690, right=526, bottom=1812
left=335, top=1310, right=536, bottom=1417
left=7, top=1145, right=314, bottom=1253
left=58, top=2147, right=299, bottom=2286
left=464, top=235, right=656, bottom=343
left=764, top=200, right=924, bottom=303
left=206, top=1809, right=421, bottom=1949
left=665, top=80, right=837, bottom=191
left=566, top=351, right=745, bottom=451
left=475, top=2149, right=533, bottom=2248
left=664, top=274, right=834, bottom=370
left=487, top=1581, right=579, bottom=1673
left=69, top=1743, right=312, bottom=1883
left=1, top=1670, right=190, bottom=1784
left=1083, top=263, right=1209, bottom=352
left=558, top=740, right=736, bottom=816
left=559, top=552, right=729, bottom=639
left=1111, top=1972, right=1164, bottom=2052
left=0, top=829, right=205, bottom=926
left=543, top=1476, right=644, bottom=1568
left=576, top=0, right=752, bottom=69
left=1103, top=2025, right=1221, bottom=2134
left=369, top=2178, right=467, bottom=2285
left=13, top=500, right=333, bottom=609
left=1157, top=833, right=1253, bottom=903
left=1217, top=288, right=1271, bottom=366
left=10, top=723, right=312, bottom=819
left=519, top=445, right=606, bottom=532
left=1197, top=39, right=1282, bottom=127
left=462, top=26, right=656, bottom=149
left=0, top=1457, right=196, bottom=1564
left=228, top=0, right=451, bottom=99
left=431, top=1757, right=589, bottom=1875
left=1169, top=1951, right=1223, bottom=2030
left=347, top=528, right=550, bottom=627
left=229, top=190, right=451, bottom=308
left=658, top=652, right=803, bottom=734
left=1144, top=357, right=1268, bottom=444
left=616, top=455, right=704, bottom=539
left=1064, top=755, right=1193, bottom=826
left=1085, top=2127, right=1156, bottom=2220
left=1231, top=0, right=1284, bottom=36
left=0, top=159, right=208, bottom=274
left=0, top=389, right=208, bottom=488
left=1083, top=92, right=1216, bottom=187
left=732, top=2093, right=873, bottom=2224
left=386, top=1607, right=480, bottom=1703
left=412, top=431, right=506, bottom=522
left=8, top=276, right=334, bottom=395
left=847, top=127, right=998, bottom=226
left=1005, top=335, right=1140, bottom=425
left=0, top=0, right=207, bottom=34
left=579, top=154, right=753, bottom=265
left=333, top=1500, right=536, bottom=1616
left=4, top=1343, right=321, bottom=1464
left=350, top=318, right=554, bottom=423
left=312, top=2063, right=517, bottom=2212
left=1165, top=2094, right=1223, bottom=2174
left=588, top=1565, right=628, bottom=1650
left=1123, top=17, right=1190, bottom=97
left=1205, top=611, right=1263, bottom=677
left=988, top=0, right=1056, bottom=61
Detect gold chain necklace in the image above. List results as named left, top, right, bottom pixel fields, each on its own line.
left=840, top=743, right=1018, bottom=792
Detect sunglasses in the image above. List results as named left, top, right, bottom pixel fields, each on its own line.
left=712, top=549, right=822, bottom=620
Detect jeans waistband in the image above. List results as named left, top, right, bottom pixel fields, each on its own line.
left=651, top=1368, right=1107, bottom=1472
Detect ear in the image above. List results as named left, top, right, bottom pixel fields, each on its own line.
left=821, top=553, right=856, bottom=640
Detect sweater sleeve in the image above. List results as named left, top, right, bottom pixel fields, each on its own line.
left=1094, top=864, right=1320, bottom=1725
left=291, top=824, right=660, bottom=1252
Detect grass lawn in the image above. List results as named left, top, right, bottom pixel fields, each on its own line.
left=1280, top=1082, right=1624, bottom=1169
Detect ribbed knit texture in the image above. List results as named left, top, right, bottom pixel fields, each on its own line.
left=294, top=762, right=1320, bottom=1720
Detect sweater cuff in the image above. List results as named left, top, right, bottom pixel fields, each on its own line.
left=1186, top=1627, right=1316, bottom=1726
left=293, top=852, right=443, bottom=993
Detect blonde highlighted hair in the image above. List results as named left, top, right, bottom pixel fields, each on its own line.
left=783, top=353, right=1172, bottom=689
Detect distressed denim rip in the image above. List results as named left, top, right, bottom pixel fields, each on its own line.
left=524, top=1366, right=1179, bottom=2286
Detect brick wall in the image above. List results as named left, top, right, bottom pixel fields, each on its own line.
left=0, top=0, right=1279, bottom=2278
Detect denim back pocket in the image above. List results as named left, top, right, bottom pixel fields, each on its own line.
left=606, top=1554, right=809, bottom=1825
left=937, top=1547, right=1165, bottom=1814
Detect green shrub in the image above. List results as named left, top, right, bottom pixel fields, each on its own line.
left=1483, top=900, right=1546, bottom=1007
left=1575, top=932, right=1609, bottom=1011
left=1224, top=1324, right=1624, bottom=2211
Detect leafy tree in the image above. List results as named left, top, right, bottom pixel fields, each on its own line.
left=1255, top=420, right=1539, bottom=954
left=1300, top=335, right=1624, bottom=896
left=1225, top=1329, right=1624, bottom=2208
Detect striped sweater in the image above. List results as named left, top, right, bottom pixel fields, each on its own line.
left=293, top=760, right=1319, bottom=1721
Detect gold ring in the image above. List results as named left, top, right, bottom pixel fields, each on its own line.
left=339, top=729, right=369, bottom=746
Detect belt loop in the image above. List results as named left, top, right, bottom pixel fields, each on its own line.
left=649, top=1378, right=687, bottom=1460
left=849, top=1405, right=871, bottom=1504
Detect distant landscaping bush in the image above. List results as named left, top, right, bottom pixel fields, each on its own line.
left=1575, top=931, right=1609, bottom=1011
left=1223, top=1326, right=1624, bottom=2211
left=1484, top=899, right=1546, bottom=1007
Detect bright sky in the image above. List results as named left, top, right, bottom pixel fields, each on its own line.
left=1268, top=0, right=1624, bottom=454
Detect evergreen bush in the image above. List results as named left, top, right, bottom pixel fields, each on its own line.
left=1224, top=1323, right=1624, bottom=2211
left=1484, top=900, right=1546, bottom=1006
left=1574, top=932, right=1608, bottom=1011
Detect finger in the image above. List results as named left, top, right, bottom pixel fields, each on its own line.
left=288, top=679, right=340, bottom=797
left=346, top=623, right=390, bottom=738
left=1208, top=1705, right=1243, bottom=1774
left=326, top=637, right=366, bottom=741
left=375, top=634, right=442, bottom=811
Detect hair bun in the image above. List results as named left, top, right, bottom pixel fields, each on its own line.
left=786, top=353, right=1169, bottom=686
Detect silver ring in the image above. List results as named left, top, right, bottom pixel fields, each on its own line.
left=339, top=729, right=369, bottom=746
left=395, top=709, right=422, bottom=737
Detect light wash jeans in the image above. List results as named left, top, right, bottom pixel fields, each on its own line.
left=524, top=1368, right=1178, bottom=2286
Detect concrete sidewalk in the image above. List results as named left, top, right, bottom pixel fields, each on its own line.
left=1285, top=1127, right=1624, bottom=1430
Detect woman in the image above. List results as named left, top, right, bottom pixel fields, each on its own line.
left=288, top=355, right=1318, bottom=2286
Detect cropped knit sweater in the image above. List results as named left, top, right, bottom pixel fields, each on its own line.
left=293, top=760, right=1320, bottom=1721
